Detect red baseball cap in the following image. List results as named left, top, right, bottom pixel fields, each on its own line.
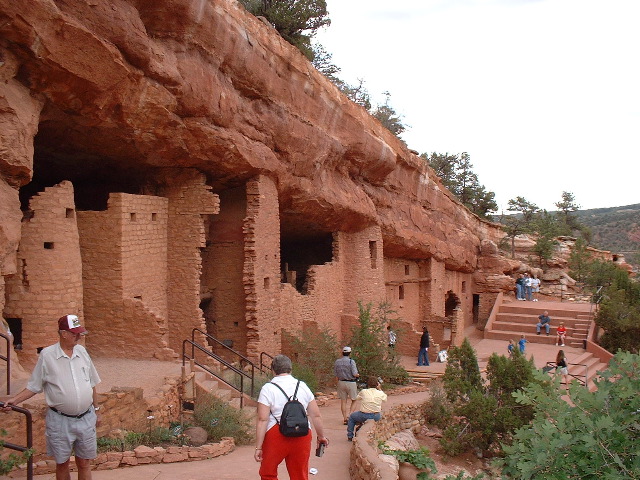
left=58, top=315, right=87, bottom=334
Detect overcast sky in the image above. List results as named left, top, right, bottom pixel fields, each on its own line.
left=314, top=0, right=639, bottom=213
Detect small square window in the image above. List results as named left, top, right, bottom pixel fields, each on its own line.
left=130, top=213, right=136, bottom=221
left=66, top=208, right=75, bottom=218
left=404, top=265, right=410, bottom=275
left=44, top=242, right=54, bottom=249
left=151, top=213, right=157, bottom=221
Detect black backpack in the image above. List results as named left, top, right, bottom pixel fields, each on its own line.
left=270, top=380, right=309, bottom=437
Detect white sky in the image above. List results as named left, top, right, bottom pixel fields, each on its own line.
left=314, top=0, right=640, bottom=213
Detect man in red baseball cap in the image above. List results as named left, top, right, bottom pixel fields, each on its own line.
left=2, top=314, right=100, bottom=479
left=58, top=314, right=88, bottom=335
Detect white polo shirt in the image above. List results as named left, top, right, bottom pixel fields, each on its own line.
left=257, top=375, right=315, bottom=431
left=26, top=342, right=101, bottom=416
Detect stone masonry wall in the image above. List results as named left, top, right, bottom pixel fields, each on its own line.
left=78, top=193, right=172, bottom=359
left=77, top=201, right=124, bottom=356
left=201, top=186, right=246, bottom=356
left=3, top=181, right=83, bottom=367
left=163, top=170, right=219, bottom=354
left=350, top=400, right=427, bottom=480
left=338, top=227, right=387, bottom=340
left=244, top=176, right=282, bottom=358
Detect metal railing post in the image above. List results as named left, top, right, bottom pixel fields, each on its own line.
left=1, top=332, right=11, bottom=395
left=0, top=402, right=33, bottom=480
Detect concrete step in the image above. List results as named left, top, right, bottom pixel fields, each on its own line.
left=499, top=304, right=591, bottom=319
left=485, top=329, right=564, bottom=344
left=495, top=313, right=588, bottom=327
left=492, top=320, right=586, bottom=336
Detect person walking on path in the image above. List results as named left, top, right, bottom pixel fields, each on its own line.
left=417, top=326, right=430, bottom=366
left=346, top=376, right=387, bottom=441
left=333, top=346, right=359, bottom=425
left=507, top=339, right=515, bottom=357
left=1, top=315, right=101, bottom=480
left=518, top=334, right=527, bottom=354
left=536, top=311, right=552, bottom=335
left=254, top=354, right=329, bottom=480
left=555, top=350, right=569, bottom=389
left=387, top=326, right=397, bottom=348
left=556, top=322, right=567, bottom=346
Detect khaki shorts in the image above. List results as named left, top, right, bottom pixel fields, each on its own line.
left=45, top=408, right=97, bottom=464
left=337, top=380, right=358, bottom=400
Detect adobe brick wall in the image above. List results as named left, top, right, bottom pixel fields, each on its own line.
left=244, top=176, right=282, bottom=357
left=78, top=193, right=172, bottom=359
left=201, top=186, right=246, bottom=356
left=163, top=170, right=219, bottom=353
left=4, top=181, right=84, bottom=367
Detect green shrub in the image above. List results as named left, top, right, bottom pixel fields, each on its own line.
left=496, top=351, right=640, bottom=479
left=0, top=429, right=32, bottom=475
left=284, top=324, right=340, bottom=391
left=423, top=380, right=453, bottom=429
left=379, top=443, right=437, bottom=473
left=97, top=426, right=188, bottom=453
left=349, top=301, right=408, bottom=384
left=442, top=338, right=483, bottom=403
left=193, top=393, right=252, bottom=445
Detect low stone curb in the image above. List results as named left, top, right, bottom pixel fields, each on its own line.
left=9, top=438, right=235, bottom=477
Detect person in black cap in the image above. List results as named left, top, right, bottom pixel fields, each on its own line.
left=333, top=346, right=359, bottom=425
left=1, top=315, right=101, bottom=480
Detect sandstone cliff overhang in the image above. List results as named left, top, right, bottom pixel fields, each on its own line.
left=0, top=0, right=505, bottom=273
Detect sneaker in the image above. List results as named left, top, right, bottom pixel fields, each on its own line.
left=347, top=437, right=353, bottom=442
left=537, top=332, right=541, bottom=335
left=561, top=344, right=565, bottom=346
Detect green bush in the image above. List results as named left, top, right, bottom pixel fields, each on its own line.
left=193, top=393, right=252, bottom=445
left=349, top=301, right=408, bottom=384
left=496, top=351, right=640, bottom=479
left=423, top=380, right=453, bottom=429
left=0, top=429, right=32, bottom=475
left=439, top=339, right=541, bottom=457
left=442, top=338, right=483, bottom=403
left=284, top=324, right=340, bottom=391
left=379, top=443, right=437, bottom=473
left=97, top=425, right=188, bottom=453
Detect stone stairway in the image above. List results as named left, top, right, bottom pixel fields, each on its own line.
left=484, top=299, right=608, bottom=390
left=485, top=299, right=593, bottom=347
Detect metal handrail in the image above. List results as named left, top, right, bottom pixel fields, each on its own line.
left=544, top=361, right=588, bottom=386
left=182, top=328, right=267, bottom=406
left=259, top=352, right=274, bottom=374
left=0, top=402, right=33, bottom=480
left=0, top=332, right=10, bottom=395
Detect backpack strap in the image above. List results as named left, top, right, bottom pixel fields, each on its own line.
left=269, top=380, right=301, bottom=424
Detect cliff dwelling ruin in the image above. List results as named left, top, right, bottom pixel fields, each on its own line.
left=0, top=0, right=521, bottom=372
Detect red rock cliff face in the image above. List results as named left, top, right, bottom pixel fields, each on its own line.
left=0, top=0, right=513, bottom=341
left=0, top=0, right=503, bottom=250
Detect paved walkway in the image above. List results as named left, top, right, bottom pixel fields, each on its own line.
left=23, top=325, right=584, bottom=479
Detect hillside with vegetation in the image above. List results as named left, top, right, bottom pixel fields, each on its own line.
left=575, top=203, right=640, bottom=262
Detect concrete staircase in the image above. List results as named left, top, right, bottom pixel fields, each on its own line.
left=485, top=300, right=593, bottom=348
left=484, top=299, right=608, bottom=390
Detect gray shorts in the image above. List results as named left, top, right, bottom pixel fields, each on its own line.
left=337, top=380, right=358, bottom=400
left=45, top=408, right=97, bottom=464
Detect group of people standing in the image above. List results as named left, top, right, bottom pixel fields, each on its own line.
left=515, top=273, right=541, bottom=301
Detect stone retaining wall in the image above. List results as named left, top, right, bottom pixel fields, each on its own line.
left=349, top=400, right=428, bottom=480
left=9, top=439, right=235, bottom=477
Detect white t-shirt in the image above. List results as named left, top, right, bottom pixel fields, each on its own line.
left=258, top=374, right=315, bottom=431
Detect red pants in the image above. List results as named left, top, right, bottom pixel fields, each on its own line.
left=259, top=424, right=311, bottom=480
